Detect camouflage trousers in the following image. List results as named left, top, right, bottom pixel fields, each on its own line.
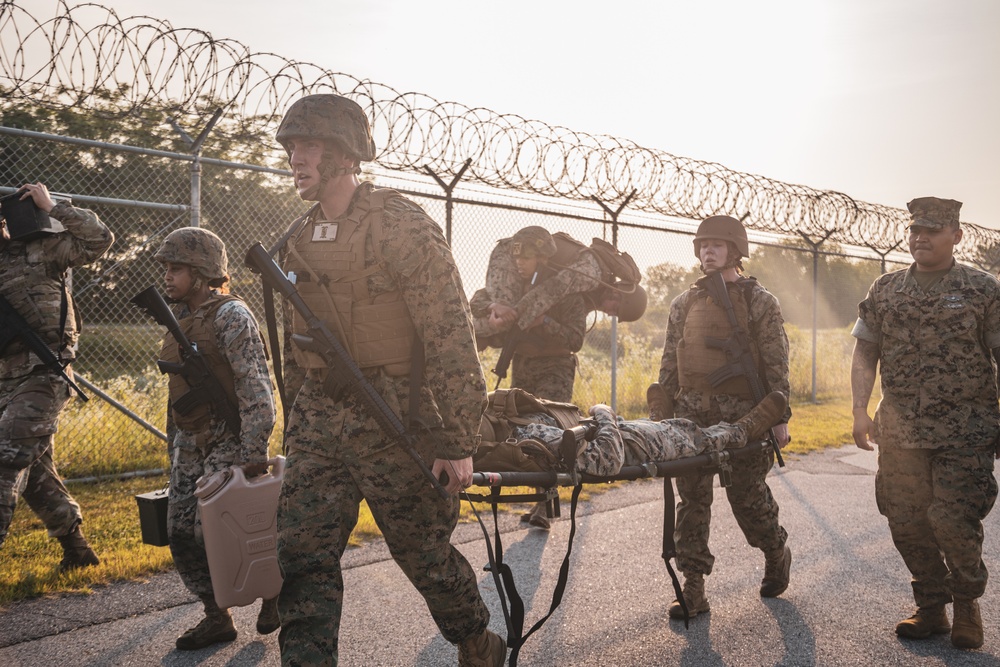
left=511, top=353, right=576, bottom=403
left=277, top=431, right=490, bottom=666
left=673, top=390, right=786, bottom=576
left=168, top=432, right=241, bottom=602
left=0, top=370, right=80, bottom=546
left=876, top=445, right=998, bottom=607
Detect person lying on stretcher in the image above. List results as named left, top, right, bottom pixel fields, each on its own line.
left=507, top=391, right=787, bottom=477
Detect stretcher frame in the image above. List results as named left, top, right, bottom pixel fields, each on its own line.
left=464, top=427, right=778, bottom=667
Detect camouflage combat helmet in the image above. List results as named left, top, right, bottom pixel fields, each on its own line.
left=614, top=283, right=647, bottom=323
left=275, top=94, right=376, bottom=161
left=510, top=226, right=557, bottom=259
left=693, top=215, right=750, bottom=259
left=154, top=227, right=228, bottom=281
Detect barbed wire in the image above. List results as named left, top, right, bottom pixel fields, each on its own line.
left=1, top=0, right=997, bottom=257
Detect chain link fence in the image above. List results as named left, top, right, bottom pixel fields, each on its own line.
left=0, top=126, right=909, bottom=479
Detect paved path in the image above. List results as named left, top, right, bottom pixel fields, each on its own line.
left=3, top=445, right=1000, bottom=666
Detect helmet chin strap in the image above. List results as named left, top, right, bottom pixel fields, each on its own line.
left=300, top=156, right=358, bottom=202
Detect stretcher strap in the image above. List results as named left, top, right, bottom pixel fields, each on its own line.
left=510, top=484, right=583, bottom=667
left=661, top=476, right=688, bottom=627
left=464, top=489, right=517, bottom=648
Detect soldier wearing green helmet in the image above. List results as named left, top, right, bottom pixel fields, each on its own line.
left=271, top=94, right=504, bottom=667
left=654, top=213, right=792, bottom=620
left=151, top=227, right=277, bottom=651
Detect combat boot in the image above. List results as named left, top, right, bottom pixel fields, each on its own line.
left=894, top=605, right=950, bottom=639
left=458, top=628, right=506, bottom=667
left=256, top=596, right=280, bottom=635
left=668, top=572, right=710, bottom=619
left=952, top=598, right=984, bottom=649
left=57, top=524, right=100, bottom=571
left=760, top=545, right=792, bottom=598
left=176, top=600, right=237, bottom=651
left=646, top=382, right=674, bottom=421
left=735, top=392, right=787, bottom=442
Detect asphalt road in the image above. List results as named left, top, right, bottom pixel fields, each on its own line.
left=3, top=445, right=1000, bottom=666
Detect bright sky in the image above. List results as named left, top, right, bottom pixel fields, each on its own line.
left=79, top=0, right=1000, bottom=226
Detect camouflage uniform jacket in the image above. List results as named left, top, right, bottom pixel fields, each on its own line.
left=513, top=410, right=740, bottom=477
left=481, top=237, right=603, bottom=331
left=0, top=202, right=113, bottom=378
left=281, top=184, right=486, bottom=461
left=471, top=265, right=587, bottom=355
left=170, top=296, right=275, bottom=465
left=852, top=261, right=1000, bottom=450
left=659, top=276, right=791, bottom=423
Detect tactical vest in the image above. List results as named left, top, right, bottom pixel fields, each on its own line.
left=159, top=294, right=240, bottom=433
left=474, top=388, right=582, bottom=472
left=282, top=184, right=416, bottom=376
left=0, top=239, right=76, bottom=355
left=676, top=280, right=760, bottom=398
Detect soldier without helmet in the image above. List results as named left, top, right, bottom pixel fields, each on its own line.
left=851, top=197, right=1000, bottom=649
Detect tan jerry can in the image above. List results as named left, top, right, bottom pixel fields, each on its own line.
left=195, top=456, right=285, bottom=608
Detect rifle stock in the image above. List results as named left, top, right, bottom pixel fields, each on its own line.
left=244, top=242, right=449, bottom=499
left=703, top=271, right=785, bottom=467
left=130, top=286, right=242, bottom=439
left=0, top=293, right=87, bottom=400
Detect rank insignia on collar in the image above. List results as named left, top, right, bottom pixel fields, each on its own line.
left=312, top=222, right=338, bottom=242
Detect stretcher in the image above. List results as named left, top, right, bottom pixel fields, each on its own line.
left=464, top=423, right=778, bottom=667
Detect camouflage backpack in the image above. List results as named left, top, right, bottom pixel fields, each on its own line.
left=551, top=232, right=642, bottom=286
left=474, top=388, right=583, bottom=473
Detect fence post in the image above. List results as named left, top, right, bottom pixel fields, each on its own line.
left=797, top=230, right=836, bottom=403
left=424, top=159, right=472, bottom=246
left=865, top=241, right=904, bottom=274
left=169, top=109, right=223, bottom=228
left=591, top=190, right=637, bottom=412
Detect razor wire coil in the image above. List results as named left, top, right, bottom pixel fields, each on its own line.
left=1, top=0, right=997, bottom=255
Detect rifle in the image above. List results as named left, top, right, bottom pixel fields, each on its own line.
left=243, top=242, right=449, bottom=499
left=490, top=270, right=538, bottom=391
left=0, top=293, right=87, bottom=400
left=701, top=271, right=785, bottom=467
left=130, top=286, right=242, bottom=439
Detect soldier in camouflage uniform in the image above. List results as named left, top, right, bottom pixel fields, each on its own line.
left=511, top=391, right=786, bottom=477
left=471, top=226, right=588, bottom=529
left=851, top=197, right=1000, bottom=650
left=0, top=182, right=112, bottom=570
left=483, top=229, right=647, bottom=334
left=655, top=215, right=792, bottom=620
left=272, top=94, right=504, bottom=667
left=152, top=227, right=277, bottom=651
left=471, top=226, right=587, bottom=402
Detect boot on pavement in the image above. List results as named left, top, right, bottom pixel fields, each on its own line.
left=895, top=605, right=950, bottom=639
left=735, top=392, right=787, bottom=442
left=646, top=382, right=674, bottom=421
left=256, top=596, right=280, bottom=635
left=668, top=572, right=711, bottom=619
left=520, top=498, right=551, bottom=530
left=176, top=600, right=237, bottom=651
left=952, top=599, right=984, bottom=649
left=458, top=628, right=506, bottom=667
left=760, top=545, right=792, bottom=598
left=57, top=524, right=100, bottom=572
